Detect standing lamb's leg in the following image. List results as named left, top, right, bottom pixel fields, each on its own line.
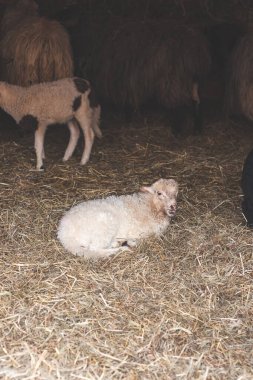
left=34, top=123, right=47, bottom=170
left=91, top=105, right=102, bottom=138
left=80, top=123, right=95, bottom=165
left=42, top=147, right=46, bottom=160
left=75, top=111, right=95, bottom=165
left=63, top=120, right=80, bottom=162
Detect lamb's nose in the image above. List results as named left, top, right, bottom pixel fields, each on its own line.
left=170, top=204, right=176, bottom=212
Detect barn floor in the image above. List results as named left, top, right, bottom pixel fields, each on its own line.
left=0, top=105, right=253, bottom=379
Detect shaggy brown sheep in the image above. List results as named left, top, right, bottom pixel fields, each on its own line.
left=0, top=0, right=73, bottom=86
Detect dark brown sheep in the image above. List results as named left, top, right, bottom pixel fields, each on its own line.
left=0, top=0, right=73, bottom=86
left=74, top=18, right=211, bottom=134
left=225, top=31, right=253, bottom=121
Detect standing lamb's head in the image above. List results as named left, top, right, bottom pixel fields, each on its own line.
left=140, top=178, right=179, bottom=217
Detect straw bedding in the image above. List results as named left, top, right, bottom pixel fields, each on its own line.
left=0, top=109, right=252, bottom=379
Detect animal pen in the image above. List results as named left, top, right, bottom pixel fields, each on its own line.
left=0, top=0, right=253, bottom=379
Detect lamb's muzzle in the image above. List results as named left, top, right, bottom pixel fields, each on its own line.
left=167, top=202, right=177, bottom=217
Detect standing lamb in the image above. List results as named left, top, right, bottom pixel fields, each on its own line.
left=0, top=77, right=102, bottom=170
left=0, top=0, right=73, bottom=86
left=57, top=178, right=179, bottom=259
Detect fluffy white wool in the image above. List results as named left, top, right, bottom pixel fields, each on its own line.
left=57, top=179, right=178, bottom=259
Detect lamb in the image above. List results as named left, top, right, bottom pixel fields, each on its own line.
left=241, top=148, right=253, bottom=227
left=0, top=77, right=102, bottom=170
left=0, top=0, right=73, bottom=86
left=57, top=178, right=179, bottom=259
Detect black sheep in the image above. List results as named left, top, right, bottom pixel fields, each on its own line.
left=241, top=148, right=253, bottom=227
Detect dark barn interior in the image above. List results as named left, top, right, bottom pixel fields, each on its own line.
left=0, top=1, right=253, bottom=379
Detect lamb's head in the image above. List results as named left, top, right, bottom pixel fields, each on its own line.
left=140, top=178, right=179, bottom=218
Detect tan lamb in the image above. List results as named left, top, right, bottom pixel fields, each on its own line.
left=0, top=77, right=101, bottom=170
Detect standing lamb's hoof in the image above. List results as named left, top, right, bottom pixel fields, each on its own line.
left=36, top=165, right=45, bottom=171
left=80, top=158, right=88, bottom=166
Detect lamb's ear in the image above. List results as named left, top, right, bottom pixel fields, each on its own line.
left=140, top=185, right=154, bottom=194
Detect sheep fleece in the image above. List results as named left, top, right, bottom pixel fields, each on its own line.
left=57, top=183, right=178, bottom=258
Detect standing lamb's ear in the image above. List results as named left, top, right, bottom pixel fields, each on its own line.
left=140, top=185, right=155, bottom=194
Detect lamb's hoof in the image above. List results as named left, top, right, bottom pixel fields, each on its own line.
left=80, top=159, right=88, bottom=166
left=36, top=165, right=45, bottom=171
left=96, top=130, right=103, bottom=139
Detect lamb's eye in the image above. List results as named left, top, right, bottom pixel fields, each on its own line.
left=157, top=191, right=162, bottom=196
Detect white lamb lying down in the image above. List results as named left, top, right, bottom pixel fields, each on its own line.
left=57, top=178, right=179, bottom=259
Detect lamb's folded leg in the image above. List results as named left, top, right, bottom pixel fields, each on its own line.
left=63, top=120, right=80, bottom=161
left=112, top=239, right=137, bottom=248
left=76, top=246, right=130, bottom=259
left=34, top=123, right=47, bottom=170
left=126, top=239, right=137, bottom=248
